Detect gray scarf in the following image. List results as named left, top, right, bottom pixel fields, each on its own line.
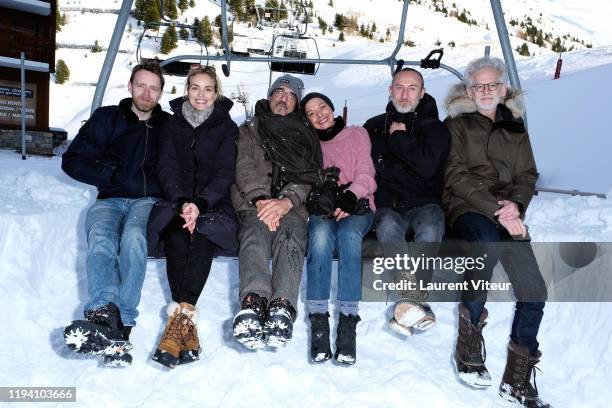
left=182, top=100, right=214, bottom=128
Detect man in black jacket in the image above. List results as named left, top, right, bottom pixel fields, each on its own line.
left=364, top=68, right=451, bottom=336
left=62, top=62, right=169, bottom=366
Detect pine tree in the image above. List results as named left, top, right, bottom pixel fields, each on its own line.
left=318, top=17, right=327, bottom=33
left=55, top=59, right=70, bottom=84
left=160, top=25, right=178, bottom=54
left=229, top=0, right=245, bottom=21
left=134, top=0, right=145, bottom=21
left=179, top=26, right=189, bottom=40
left=171, top=85, right=177, bottom=94
left=164, top=0, right=178, bottom=20
left=551, top=37, right=566, bottom=52
left=169, top=24, right=178, bottom=47
left=334, top=14, right=345, bottom=31
left=371, top=22, right=377, bottom=34
left=190, top=0, right=196, bottom=7
left=91, top=40, right=103, bottom=52
left=338, top=32, right=345, bottom=42
left=517, top=43, right=530, bottom=56
left=179, top=0, right=189, bottom=13
left=143, top=0, right=161, bottom=26
left=201, top=16, right=213, bottom=46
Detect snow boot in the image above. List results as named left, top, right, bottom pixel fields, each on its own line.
left=264, top=298, right=297, bottom=347
left=309, top=312, right=332, bottom=362
left=103, top=326, right=133, bottom=367
left=178, top=302, right=201, bottom=365
left=64, top=302, right=133, bottom=357
left=499, top=341, right=551, bottom=407
left=334, top=313, right=361, bottom=365
left=152, top=302, right=183, bottom=369
left=233, top=292, right=268, bottom=349
left=454, top=304, right=491, bottom=388
left=388, top=300, right=436, bottom=336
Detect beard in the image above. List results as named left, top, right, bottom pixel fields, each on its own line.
left=391, top=96, right=418, bottom=113
left=270, top=100, right=289, bottom=115
left=473, top=95, right=501, bottom=112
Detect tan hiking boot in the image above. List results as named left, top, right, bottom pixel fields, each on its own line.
left=152, top=302, right=183, bottom=369
left=178, top=302, right=201, bottom=364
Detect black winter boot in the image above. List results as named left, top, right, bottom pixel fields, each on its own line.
left=64, top=302, right=133, bottom=359
left=104, top=326, right=133, bottom=367
left=309, top=312, right=332, bottom=362
left=233, top=293, right=268, bottom=350
left=454, top=304, right=491, bottom=388
left=499, top=341, right=551, bottom=407
left=334, top=313, right=361, bottom=365
left=264, top=298, right=297, bottom=347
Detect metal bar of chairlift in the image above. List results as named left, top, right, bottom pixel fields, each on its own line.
left=91, top=0, right=134, bottom=114
left=20, top=52, right=26, bottom=160
left=386, top=0, right=411, bottom=75
left=489, top=0, right=527, bottom=128
left=220, top=0, right=232, bottom=76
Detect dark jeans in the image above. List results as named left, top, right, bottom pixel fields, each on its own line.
left=375, top=204, right=445, bottom=292
left=164, top=217, right=215, bottom=306
left=453, top=212, right=547, bottom=354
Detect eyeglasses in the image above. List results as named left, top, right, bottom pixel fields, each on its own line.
left=471, top=82, right=502, bottom=93
left=271, top=88, right=297, bottom=102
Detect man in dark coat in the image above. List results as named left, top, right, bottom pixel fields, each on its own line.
left=62, top=62, right=169, bottom=366
left=231, top=74, right=322, bottom=349
left=443, top=57, right=549, bottom=407
left=364, top=68, right=451, bottom=336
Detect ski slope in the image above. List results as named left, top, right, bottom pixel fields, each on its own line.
left=3, top=1, right=612, bottom=407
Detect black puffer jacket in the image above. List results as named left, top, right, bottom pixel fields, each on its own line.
left=363, top=94, right=451, bottom=210
left=62, top=98, right=169, bottom=199
left=147, top=96, right=238, bottom=257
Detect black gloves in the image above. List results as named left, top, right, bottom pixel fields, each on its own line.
left=337, top=190, right=357, bottom=214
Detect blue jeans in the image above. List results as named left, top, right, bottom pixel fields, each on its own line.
left=84, top=197, right=157, bottom=326
left=306, top=213, right=374, bottom=302
left=453, top=212, right=546, bottom=354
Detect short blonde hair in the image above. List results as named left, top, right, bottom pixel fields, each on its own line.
left=184, top=65, right=223, bottom=100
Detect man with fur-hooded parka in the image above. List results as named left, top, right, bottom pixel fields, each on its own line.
left=442, top=83, right=538, bottom=226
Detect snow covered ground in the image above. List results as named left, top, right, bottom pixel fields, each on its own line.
left=2, top=0, right=612, bottom=407
left=1, top=149, right=611, bottom=407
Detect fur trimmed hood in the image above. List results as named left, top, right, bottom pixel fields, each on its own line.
left=444, top=83, right=526, bottom=119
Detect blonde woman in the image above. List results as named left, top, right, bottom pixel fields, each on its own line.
left=147, top=66, right=238, bottom=368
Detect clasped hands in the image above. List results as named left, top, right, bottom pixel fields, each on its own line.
left=180, top=202, right=200, bottom=234
left=494, top=200, right=527, bottom=238
left=256, top=198, right=293, bottom=231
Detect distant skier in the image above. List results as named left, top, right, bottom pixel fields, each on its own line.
left=363, top=68, right=451, bottom=335
left=61, top=62, right=169, bottom=367
left=443, top=56, right=549, bottom=407
left=231, top=74, right=322, bottom=349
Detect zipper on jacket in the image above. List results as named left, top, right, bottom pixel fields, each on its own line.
left=141, top=121, right=151, bottom=197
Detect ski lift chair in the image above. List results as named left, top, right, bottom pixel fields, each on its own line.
left=269, top=34, right=319, bottom=75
